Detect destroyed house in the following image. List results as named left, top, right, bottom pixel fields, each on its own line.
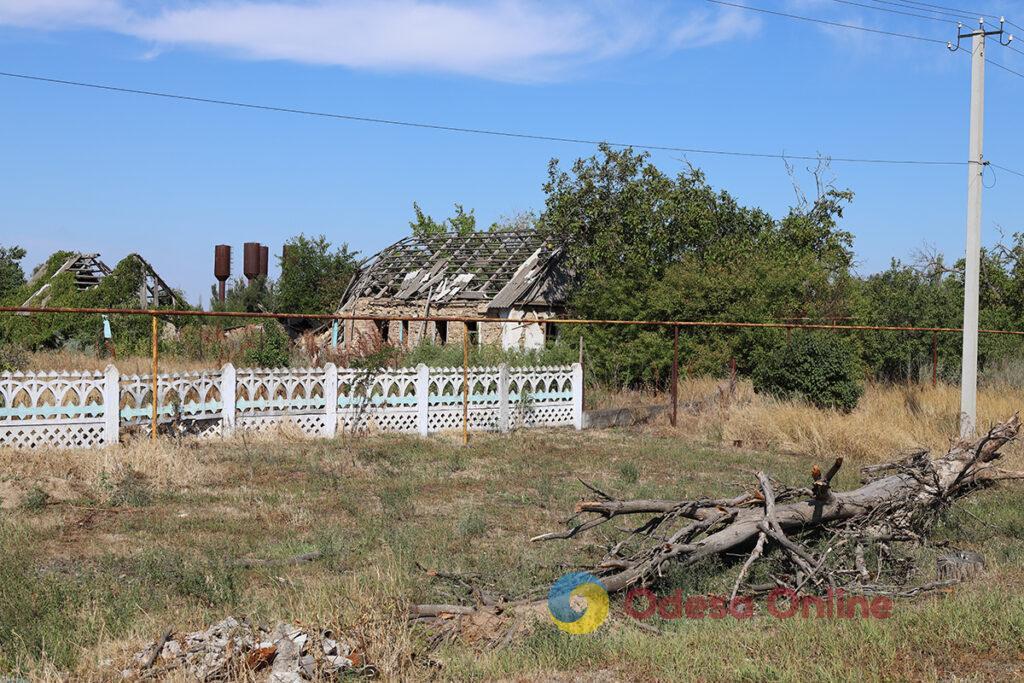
left=21, top=252, right=186, bottom=309
left=336, top=230, right=568, bottom=350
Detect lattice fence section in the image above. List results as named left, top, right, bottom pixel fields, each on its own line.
left=0, top=362, right=580, bottom=449
left=508, top=365, right=575, bottom=429
left=0, top=370, right=109, bottom=449
left=235, top=367, right=328, bottom=437
left=338, top=367, right=419, bottom=433
left=120, top=370, right=223, bottom=437
left=426, top=366, right=502, bottom=432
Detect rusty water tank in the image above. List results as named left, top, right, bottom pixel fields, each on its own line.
left=214, top=244, right=231, bottom=302
left=243, top=242, right=261, bottom=282
left=259, top=245, right=269, bottom=278
left=281, top=244, right=292, bottom=272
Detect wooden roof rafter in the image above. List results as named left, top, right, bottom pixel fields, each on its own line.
left=340, top=229, right=563, bottom=309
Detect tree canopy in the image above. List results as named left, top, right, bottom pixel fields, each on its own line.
left=0, top=245, right=27, bottom=304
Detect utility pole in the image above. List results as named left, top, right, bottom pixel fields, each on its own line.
left=949, top=19, right=1012, bottom=438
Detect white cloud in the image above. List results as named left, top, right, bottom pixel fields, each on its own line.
left=0, top=1, right=762, bottom=80
left=0, top=0, right=126, bottom=27
left=669, top=6, right=761, bottom=49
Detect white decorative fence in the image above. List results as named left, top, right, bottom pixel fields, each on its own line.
left=0, top=363, right=582, bottom=449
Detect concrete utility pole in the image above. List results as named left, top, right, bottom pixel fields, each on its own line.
left=959, top=22, right=985, bottom=438
left=949, top=18, right=1012, bottom=437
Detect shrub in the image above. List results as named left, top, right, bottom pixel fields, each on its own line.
left=752, top=332, right=864, bottom=412
left=0, top=344, right=27, bottom=372
left=240, top=320, right=291, bottom=368
left=22, top=486, right=49, bottom=512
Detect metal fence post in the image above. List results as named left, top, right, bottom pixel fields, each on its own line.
left=498, top=363, right=510, bottom=433
left=671, top=326, right=679, bottom=427
left=150, top=314, right=158, bottom=441
left=103, top=364, right=120, bottom=445
left=415, top=363, right=429, bottom=437
left=323, top=362, right=338, bottom=437
left=462, top=322, right=470, bottom=445
left=221, top=363, right=236, bottom=437
left=572, top=362, right=584, bottom=430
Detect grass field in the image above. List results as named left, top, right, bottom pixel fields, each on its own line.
left=1, top=388, right=1024, bottom=681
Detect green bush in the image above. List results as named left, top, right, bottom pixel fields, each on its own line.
left=752, top=332, right=864, bottom=412
left=240, top=320, right=291, bottom=368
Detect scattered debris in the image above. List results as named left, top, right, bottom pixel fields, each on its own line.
left=937, top=550, right=987, bottom=582
left=582, top=404, right=669, bottom=429
left=126, top=617, right=377, bottom=681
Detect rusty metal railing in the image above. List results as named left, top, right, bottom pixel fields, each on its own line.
left=2, top=305, right=1020, bottom=441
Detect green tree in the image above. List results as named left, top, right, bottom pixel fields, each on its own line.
left=212, top=277, right=275, bottom=315
left=0, top=245, right=27, bottom=303
left=275, top=234, right=358, bottom=315
left=542, top=145, right=855, bottom=388
left=410, top=202, right=477, bottom=238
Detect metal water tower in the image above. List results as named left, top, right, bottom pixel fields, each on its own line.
left=243, top=242, right=261, bottom=283
left=214, top=245, right=231, bottom=302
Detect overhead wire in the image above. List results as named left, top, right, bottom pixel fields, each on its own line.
left=866, top=0, right=976, bottom=22
left=873, top=0, right=1024, bottom=31
left=990, top=163, right=1024, bottom=179
left=705, top=0, right=948, bottom=42
left=0, top=69, right=966, bottom=166
left=827, top=0, right=963, bottom=24
left=710, top=0, right=1024, bottom=80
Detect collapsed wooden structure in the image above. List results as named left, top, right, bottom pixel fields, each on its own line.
left=20, top=252, right=185, bottom=309
left=336, top=230, right=569, bottom=350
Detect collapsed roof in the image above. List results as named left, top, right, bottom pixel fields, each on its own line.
left=338, top=230, right=569, bottom=310
left=21, top=252, right=186, bottom=308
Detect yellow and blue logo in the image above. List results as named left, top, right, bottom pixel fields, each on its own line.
left=547, top=571, right=609, bottom=634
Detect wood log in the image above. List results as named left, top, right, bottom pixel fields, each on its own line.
left=412, top=415, right=1022, bottom=634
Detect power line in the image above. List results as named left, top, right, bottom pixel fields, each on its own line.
left=867, top=0, right=974, bottom=22
left=991, top=163, right=1024, bottom=179
left=706, top=0, right=948, bottom=43
left=985, top=57, right=1024, bottom=79
left=874, top=0, right=1023, bottom=32
left=0, top=69, right=967, bottom=166
left=713, top=0, right=1023, bottom=80
left=828, top=0, right=961, bottom=24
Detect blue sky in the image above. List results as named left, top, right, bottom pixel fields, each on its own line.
left=1, top=0, right=1022, bottom=305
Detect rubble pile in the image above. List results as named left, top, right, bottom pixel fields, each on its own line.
left=127, top=617, right=377, bottom=681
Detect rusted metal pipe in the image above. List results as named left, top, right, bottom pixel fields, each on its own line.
left=151, top=314, right=158, bottom=442
left=462, top=322, right=469, bottom=446
left=932, top=332, right=938, bottom=388
left=671, top=327, right=679, bottom=427
left=1, top=306, right=1022, bottom=337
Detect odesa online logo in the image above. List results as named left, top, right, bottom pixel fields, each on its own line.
left=547, top=571, right=609, bottom=634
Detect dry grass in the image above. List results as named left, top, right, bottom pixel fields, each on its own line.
left=614, top=376, right=1024, bottom=466
left=1, top=384, right=1023, bottom=681
left=22, top=350, right=215, bottom=375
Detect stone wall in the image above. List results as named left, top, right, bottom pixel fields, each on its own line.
left=341, top=298, right=559, bottom=351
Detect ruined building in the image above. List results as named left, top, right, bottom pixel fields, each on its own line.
left=20, top=252, right=186, bottom=308
left=336, top=230, right=569, bottom=350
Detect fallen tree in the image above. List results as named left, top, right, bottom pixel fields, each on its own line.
left=413, top=414, right=1024, bottom=633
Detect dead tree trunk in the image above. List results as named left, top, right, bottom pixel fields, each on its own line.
left=532, top=414, right=1023, bottom=596
left=413, top=415, right=1024, bottom=630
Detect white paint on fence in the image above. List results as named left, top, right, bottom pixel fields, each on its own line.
left=0, top=362, right=582, bottom=449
